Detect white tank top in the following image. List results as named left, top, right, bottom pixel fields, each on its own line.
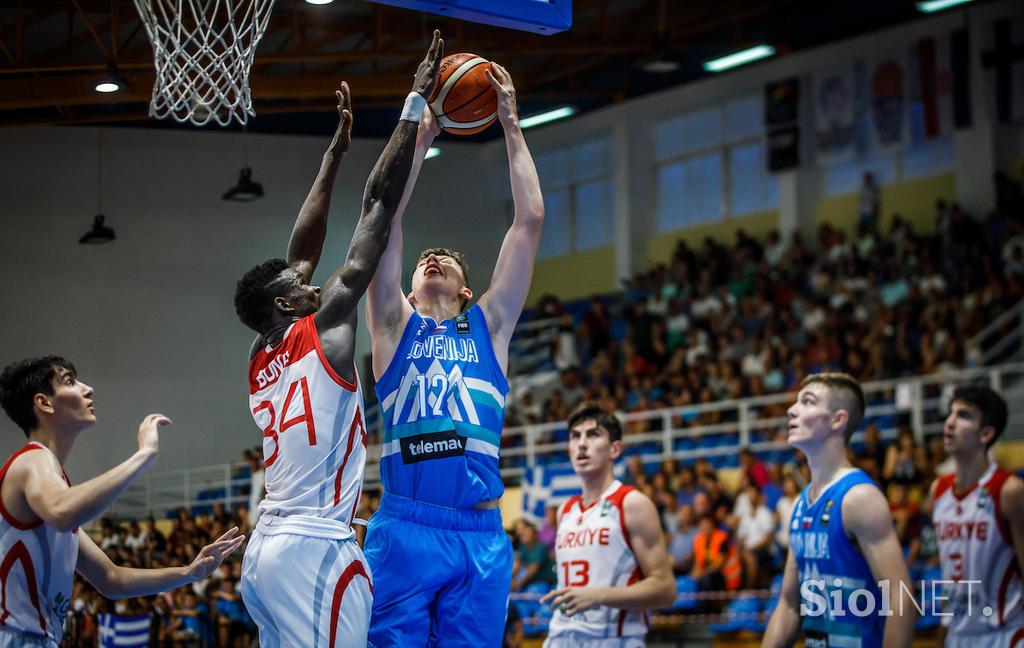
left=547, top=480, right=647, bottom=640
left=0, top=442, right=78, bottom=643
left=932, top=463, right=1023, bottom=634
left=248, top=315, right=366, bottom=539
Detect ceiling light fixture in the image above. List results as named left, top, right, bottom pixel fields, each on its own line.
left=703, top=44, right=776, bottom=73
left=520, top=106, right=577, bottom=130
left=304, top=0, right=334, bottom=4
left=223, top=167, right=264, bottom=202
left=81, top=129, right=116, bottom=245
left=916, top=0, right=975, bottom=13
left=637, top=0, right=680, bottom=74
left=93, top=61, right=127, bottom=93
left=425, top=147, right=441, bottom=160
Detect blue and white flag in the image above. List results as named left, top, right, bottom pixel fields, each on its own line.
left=98, top=613, right=150, bottom=647
left=521, top=464, right=624, bottom=522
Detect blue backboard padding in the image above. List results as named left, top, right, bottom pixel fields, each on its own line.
left=367, top=0, right=572, bottom=34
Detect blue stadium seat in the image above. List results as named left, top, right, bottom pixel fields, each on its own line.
left=521, top=582, right=553, bottom=636
left=709, top=595, right=763, bottom=634
left=673, top=576, right=698, bottom=611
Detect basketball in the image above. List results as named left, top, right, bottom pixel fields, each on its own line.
left=427, top=53, right=498, bottom=136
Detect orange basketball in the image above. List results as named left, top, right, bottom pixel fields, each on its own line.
left=428, top=53, right=499, bottom=136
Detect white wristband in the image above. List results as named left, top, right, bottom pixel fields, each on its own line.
left=401, top=92, right=427, bottom=123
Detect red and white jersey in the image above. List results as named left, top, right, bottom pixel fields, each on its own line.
left=248, top=315, right=367, bottom=539
left=933, top=463, right=1023, bottom=635
left=548, top=481, right=647, bottom=641
left=0, top=443, right=78, bottom=643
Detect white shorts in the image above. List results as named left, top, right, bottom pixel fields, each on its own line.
left=542, top=635, right=645, bottom=648
left=0, top=630, right=58, bottom=647
left=945, top=625, right=1024, bottom=648
left=241, top=526, right=372, bottom=648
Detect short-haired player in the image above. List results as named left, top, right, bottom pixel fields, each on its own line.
left=539, top=403, right=676, bottom=647
left=233, top=33, right=443, bottom=647
left=0, top=356, right=243, bottom=648
left=362, top=62, right=544, bottom=645
left=763, top=373, right=917, bottom=648
left=930, top=385, right=1023, bottom=648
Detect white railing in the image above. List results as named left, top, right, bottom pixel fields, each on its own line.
left=967, top=298, right=1024, bottom=365
left=108, top=362, right=1024, bottom=521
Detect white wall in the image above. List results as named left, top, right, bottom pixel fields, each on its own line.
left=485, top=0, right=1024, bottom=279
left=0, top=125, right=508, bottom=480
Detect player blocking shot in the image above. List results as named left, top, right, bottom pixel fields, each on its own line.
left=232, top=32, right=443, bottom=647
left=762, top=373, right=917, bottom=648
left=930, top=385, right=1023, bottom=648
left=0, top=357, right=243, bottom=648
left=540, top=403, right=676, bottom=648
left=362, top=61, right=544, bottom=646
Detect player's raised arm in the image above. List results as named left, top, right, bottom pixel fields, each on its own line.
left=287, top=83, right=354, bottom=282
left=76, top=526, right=244, bottom=599
left=761, top=548, right=802, bottom=648
left=315, top=30, right=443, bottom=330
left=477, top=63, right=544, bottom=370
left=365, top=108, right=438, bottom=379
left=843, top=484, right=916, bottom=648
left=17, top=414, right=169, bottom=532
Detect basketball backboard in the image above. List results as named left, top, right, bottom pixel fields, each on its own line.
left=366, top=0, right=572, bottom=35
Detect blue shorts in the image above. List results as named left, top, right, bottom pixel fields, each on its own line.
left=365, top=493, right=513, bottom=647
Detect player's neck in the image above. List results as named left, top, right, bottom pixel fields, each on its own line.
left=27, top=426, right=74, bottom=465
left=953, top=450, right=991, bottom=491
left=580, top=470, right=617, bottom=508
left=805, top=442, right=853, bottom=502
left=414, top=296, right=463, bottom=324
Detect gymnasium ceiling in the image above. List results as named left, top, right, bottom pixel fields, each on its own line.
left=0, top=0, right=973, bottom=139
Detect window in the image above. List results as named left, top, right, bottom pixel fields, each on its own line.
left=535, top=137, right=614, bottom=259
left=654, top=94, right=778, bottom=231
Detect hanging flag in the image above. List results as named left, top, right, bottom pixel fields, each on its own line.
left=98, top=614, right=151, bottom=647
left=867, top=52, right=909, bottom=151
left=814, top=66, right=857, bottom=163
left=521, top=463, right=624, bottom=522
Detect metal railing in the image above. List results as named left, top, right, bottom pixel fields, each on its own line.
left=966, top=298, right=1024, bottom=365
left=108, top=362, right=1024, bottom=521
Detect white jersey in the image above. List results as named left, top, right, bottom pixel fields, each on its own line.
left=0, top=443, right=78, bottom=644
left=547, top=480, right=647, bottom=641
left=933, top=463, right=1023, bottom=636
left=248, top=315, right=367, bottom=539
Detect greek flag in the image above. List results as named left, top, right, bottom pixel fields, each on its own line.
left=521, top=464, right=624, bottom=521
left=98, top=613, right=150, bottom=647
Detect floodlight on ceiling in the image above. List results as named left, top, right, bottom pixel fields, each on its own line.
left=916, top=0, right=975, bottom=13
left=223, top=167, right=264, bottom=202
left=519, top=106, right=577, bottom=130
left=304, top=0, right=333, bottom=4
left=94, top=62, right=128, bottom=93
left=79, top=214, right=116, bottom=245
left=425, top=147, right=441, bottom=160
left=703, top=44, right=776, bottom=73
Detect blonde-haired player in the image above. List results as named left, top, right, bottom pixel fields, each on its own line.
left=540, top=403, right=676, bottom=647
left=930, top=384, right=1023, bottom=648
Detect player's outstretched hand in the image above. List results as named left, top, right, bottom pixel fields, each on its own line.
left=186, top=527, right=246, bottom=582
left=412, top=29, right=444, bottom=99
left=540, top=586, right=605, bottom=617
left=331, top=81, right=353, bottom=156
left=485, top=63, right=518, bottom=127
left=136, top=413, right=171, bottom=456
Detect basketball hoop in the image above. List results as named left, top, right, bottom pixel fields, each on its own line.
left=132, top=0, right=276, bottom=127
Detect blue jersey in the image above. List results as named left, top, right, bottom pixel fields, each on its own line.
left=789, top=469, right=884, bottom=648
left=375, top=305, right=508, bottom=508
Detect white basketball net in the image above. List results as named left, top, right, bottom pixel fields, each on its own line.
left=132, top=0, right=276, bottom=127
